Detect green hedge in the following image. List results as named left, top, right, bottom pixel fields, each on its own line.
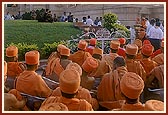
left=5, top=41, right=69, bottom=61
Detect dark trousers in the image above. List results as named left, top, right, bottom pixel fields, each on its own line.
left=149, top=38, right=161, bottom=51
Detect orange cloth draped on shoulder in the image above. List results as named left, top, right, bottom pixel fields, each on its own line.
left=146, top=65, right=164, bottom=88
left=102, top=53, right=119, bottom=71
left=135, top=53, right=143, bottom=61
left=125, top=59, right=146, bottom=81
left=7, top=62, right=26, bottom=77
left=89, top=59, right=110, bottom=78
left=68, top=50, right=92, bottom=66
left=54, top=58, right=65, bottom=77
left=140, top=58, right=158, bottom=76
left=4, top=93, right=27, bottom=111
left=151, top=49, right=162, bottom=58
left=152, top=53, right=164, bottom=66
left=121, top=102, right=145, bottom=111
left=8, top=89, right=23, bottom=101
left=47, top=52, right=59, bottom=64
left=97, top=66, right=127, bottom=102
left=8, top=89, right=29, bottom=111
left=45, top=58, right=64, bottom=77
left=16, top=71, right=52, bottom=98
left=41, top=96, right=93, bottom=111
left=51, top=86, right=98, bottom=110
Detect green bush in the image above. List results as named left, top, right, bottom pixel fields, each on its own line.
left=103, top=13, right=118, bottom=31
left=103, top=13, right=130, bottom=38
left=5, top=43, right=38, bottom=61
left=41, top=40, right=67, bottom=59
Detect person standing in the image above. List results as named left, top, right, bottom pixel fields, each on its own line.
left=86, top=15, right=93, bottom=26
left=147, top=22, right=163, bottom=51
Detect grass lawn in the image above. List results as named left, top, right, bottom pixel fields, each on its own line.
left=4, top=20, right=82, bottom=49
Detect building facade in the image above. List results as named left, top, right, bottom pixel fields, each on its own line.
left=4, top=3, right=164, bottom=26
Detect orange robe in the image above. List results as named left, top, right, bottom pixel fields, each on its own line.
left=4, top=93, right=27, bottom=111
left=16, top=71, right=52, bottom=98
left=40, top=96, right=93, bottom=111
left=135, top=53, right=143, bottom=61
left=68, top=50, right=92, bottom=66
left=51, top=86, right=98, bottom=110
left=140, top=58, right=158, bottom=76
left=47, top=52, right=60, bottom=64
left=97, top=66, right=127, bottom=109
left=125, top=58, right=146, bottom=81
left=81, top=72, right=95, bottom=91
left=146, top=65, right=164, bottom=88
left=121, top=102, right=145, bottom=111
left=45, top=58, right=72, bottom=81
left=89, top=59, right=110, bottom=78
left=102, top=53, right=119, bottom=71
left=151, top=49, right=162, bottom=58
left=152, top=53, right=164, bottom=66
left=7, top=62, right=26, bottom=77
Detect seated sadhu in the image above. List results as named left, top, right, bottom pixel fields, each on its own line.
left=117, top=38, right=126, bottom=58
left=81, top=57, right=98, bottom=91
left=5, top=45, right=26, bottom=77
left=4, top=61, right=9, bottom=93
left=85, top=38, right=97, bottom=55
left=133, top=39, right=143, bottom=61
left=97, top=56, right=128, bottom=110
left=51, top=62, right=99, bottom=110
left=4, top=63, right=27, bottom=111
left=47, top=44, right=66, bottom=64
left=146, top=64, right=164, bottom=89
left=69, top=40, right=92, bottom=66
left=90, top=47, right=110, bottom=78
left=15, top=50, right=52, bottom=98
left=45, top=47, right=72, bottom=82
left=118, top=72, right=145, bottom=111
left=125, top=44, right=146, bottom=81
left=90, top=48, right=110, bottom=90
left=4, top=92, right=27, bottom=111
left=102, top=40, right=120, bottom=71
left=5, top=46, right=26, bottom=89
left=140, top=44, right=158, bottom=77
left=40, top=69, right=93, bottom=111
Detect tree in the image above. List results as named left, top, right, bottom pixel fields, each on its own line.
left=103, top=13, right=130, bottom=38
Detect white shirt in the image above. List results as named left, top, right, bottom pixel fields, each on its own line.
left=86, top=18, right=93, bottom=26
left=97, top=21, right=102, bottom=26
left=147, top=26, right=163, bottom=39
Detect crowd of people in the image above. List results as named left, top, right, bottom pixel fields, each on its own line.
left=4, top=22, right=164, bottom=111
left=3, top=7, right=165, bottom=111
